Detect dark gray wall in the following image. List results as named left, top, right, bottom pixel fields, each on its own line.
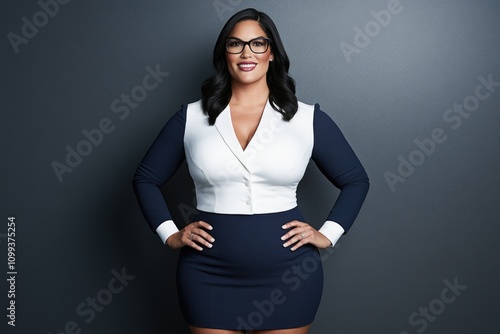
left=1, top=0, right=499, bottom=333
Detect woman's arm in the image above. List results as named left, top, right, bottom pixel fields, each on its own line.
left=132, top=105, right=187, bottom=242
left=312, top=104, right=370, bottom=243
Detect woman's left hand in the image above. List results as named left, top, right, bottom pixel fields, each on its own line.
left=281, top=220, right=332, bottom=251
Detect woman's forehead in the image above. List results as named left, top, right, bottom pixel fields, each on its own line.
left=229, top=20, right=267, bottom=39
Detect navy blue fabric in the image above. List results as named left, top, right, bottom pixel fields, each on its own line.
left=132, top=105, right=187, bottom=231
left=177, top=207, right=323, bottom=330
left=312, top=104, right=370, bottom=233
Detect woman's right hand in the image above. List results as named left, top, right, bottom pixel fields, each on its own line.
left=166, top=221, right=215, bottom=251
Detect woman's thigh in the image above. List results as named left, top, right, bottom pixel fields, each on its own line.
left=252, top=324, right=311, bottom=334
left=188, top=324, right=311, bottom=334
left=189, top=325, right=243, bottom=334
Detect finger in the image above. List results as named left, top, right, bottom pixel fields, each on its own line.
left=290, top=231, right=312, bottom=251
left=188, top=239, right=204, bottom=251
left=281, top=220, right=305, bottom=230
left=182, top=231, right=203, bottom=251
left=282, top=230, right=309, bottom=248
left=196, top=220, right=213, bottom=231
left=281, top=224, right=311, bottom=242
left=280, top=223, right=301, bottom=241
left=191, top=231, right=214, bottom=249
left=190, top=223, right=215, bottom=244
left=179, top=229, right=202, bottom=251
left=290, top=237, right=308, bottom=251
left=281, top=230, right=301, bottom=242
left=191, top=224, right=215, bottom=239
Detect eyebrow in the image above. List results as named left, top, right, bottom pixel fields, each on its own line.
left=227, top=36, right=267, bottom=40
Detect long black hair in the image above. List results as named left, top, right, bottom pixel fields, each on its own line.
left=201, top=8, right=298, bottom=125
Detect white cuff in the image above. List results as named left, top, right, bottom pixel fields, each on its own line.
left=155, top=220, right=179, bottom=244
left=318, top=220, right=345, bottom=248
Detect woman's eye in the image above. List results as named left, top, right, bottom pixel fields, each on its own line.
left=252, top=40, right=265, bottom=46
left=228, top=41, right=241, bottom=47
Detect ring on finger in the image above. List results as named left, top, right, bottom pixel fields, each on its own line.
left=300, top=233, right=305, bottom=239
left=190, top=232, right=194, bottom=240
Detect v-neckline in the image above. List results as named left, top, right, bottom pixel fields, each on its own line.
left=229, top=100, right=269, bottom=152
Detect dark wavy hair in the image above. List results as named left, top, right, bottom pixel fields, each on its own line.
left=201, top=8, right=298, bottom=125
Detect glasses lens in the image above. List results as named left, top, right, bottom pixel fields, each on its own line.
left=226, top=39, right=244, bottom=54
left=249, top=38, right=269, bottom=53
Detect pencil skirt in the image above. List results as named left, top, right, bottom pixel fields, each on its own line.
left=176, top=207, right=324, bottom=330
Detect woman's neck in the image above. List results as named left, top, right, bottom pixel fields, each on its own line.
left=230, top=80, right=269, bottom=106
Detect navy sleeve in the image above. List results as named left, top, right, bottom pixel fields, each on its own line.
left=312, top=104, right=369, bottom=234
left=132, top=105, right=187, bottom=233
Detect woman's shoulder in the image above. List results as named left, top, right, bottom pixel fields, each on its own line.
left=293, top=100, right=319, bottom=122
left=296, top=101, right=332, bottom=120
left=294, top=101, right=340, bottom=133
left=297, top=100, right=324, bottom=116
left=163, top=100, right=201, bottom=127
left=167, top=100, right=202, bottom=120
left=186, top=99, right=203, bottom=110
left=297, top=100, right=316, bottom=110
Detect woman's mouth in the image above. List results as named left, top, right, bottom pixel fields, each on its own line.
left=237, top=62, right=257, bottom=71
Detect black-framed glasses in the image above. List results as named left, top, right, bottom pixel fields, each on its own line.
left=225, top=37, right=271, bottom=54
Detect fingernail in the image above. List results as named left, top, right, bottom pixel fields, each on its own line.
left=282, top=225, right=287, bottom=229
left=209, top=226, right=213, bottom=230
left=283, top=243, right=288, bottom=247
left=208, top=244, right=213, bottom=248
left=280, top=236, right=285, bottom=240
left=211, top=238, right=215, bottom=242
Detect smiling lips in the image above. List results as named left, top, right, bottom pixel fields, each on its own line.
left=237, top=62, right=257, bottom=71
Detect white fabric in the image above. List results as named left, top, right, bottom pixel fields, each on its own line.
left=156, top=220, right=179, bottom=244
left=318, top=220, right=345, bottom=247
left=184, top=100, right=314, bottom=215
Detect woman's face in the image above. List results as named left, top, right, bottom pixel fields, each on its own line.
left=225, top=20, right=274, bottom=87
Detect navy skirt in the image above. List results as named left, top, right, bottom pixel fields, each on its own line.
left=176, top=207, right=324, bottom=330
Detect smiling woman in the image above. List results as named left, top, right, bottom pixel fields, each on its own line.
left=225, top=22, right=273, bottom=88
left=133, top=7, right=369, bottom=334
left=201, top=9, right=297, bottom=126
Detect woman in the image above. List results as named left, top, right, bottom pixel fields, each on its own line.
left=133, top=8, right=369, bottom=334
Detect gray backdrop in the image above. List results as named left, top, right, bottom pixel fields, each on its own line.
left=1, top=0, right=499, bottom=333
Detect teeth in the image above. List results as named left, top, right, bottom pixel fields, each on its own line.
left=239, top=63, right=256, bottom=68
